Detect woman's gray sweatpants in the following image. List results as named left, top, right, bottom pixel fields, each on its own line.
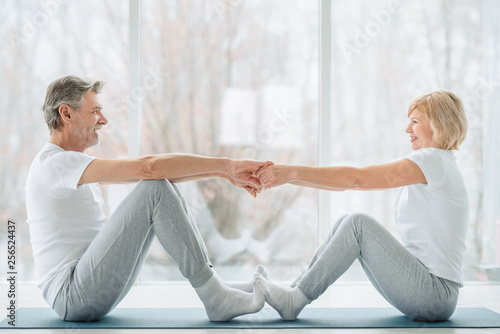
left=53, top=179, right=214, bottom=321
left=292, top=213, right=460, bottom=322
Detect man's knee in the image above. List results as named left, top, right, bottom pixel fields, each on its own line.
left=134, top=179, right=189, bottom=209
left=135, top=179, right=176, bottom=196
left=137, top=178, right=170, bottom=189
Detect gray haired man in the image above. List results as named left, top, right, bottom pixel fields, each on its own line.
left=26, top=75, right=271, bottom=322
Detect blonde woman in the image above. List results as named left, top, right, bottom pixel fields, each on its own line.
left=254, top=90, right=469, bottom=322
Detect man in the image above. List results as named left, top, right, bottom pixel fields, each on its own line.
left=25, top=75, right=271, bottom=322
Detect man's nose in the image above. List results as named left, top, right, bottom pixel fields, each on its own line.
left=99, top=112, right=108, bottom=125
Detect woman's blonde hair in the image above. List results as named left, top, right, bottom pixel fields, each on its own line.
left=407, top=89, right=468, bottom=150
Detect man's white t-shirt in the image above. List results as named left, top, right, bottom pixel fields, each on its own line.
left=395, top=148, right=469, bottom=286
left=25, top=143, right=105, bottom=306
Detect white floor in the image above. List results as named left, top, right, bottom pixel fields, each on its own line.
left=1, top=282, right=500, bottom=334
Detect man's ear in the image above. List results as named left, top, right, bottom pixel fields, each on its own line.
left=58, top=104, right=72, bottom=126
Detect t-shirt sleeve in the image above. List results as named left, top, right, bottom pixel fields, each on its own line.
left=403, top=149, right=445, bottom=189
left=40, top=151, right=96, bottom=198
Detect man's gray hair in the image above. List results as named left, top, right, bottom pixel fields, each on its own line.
left=42, top=75, right=104, bottom=133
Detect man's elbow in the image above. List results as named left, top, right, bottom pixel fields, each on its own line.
left=140, top=156, right=161, bottom=179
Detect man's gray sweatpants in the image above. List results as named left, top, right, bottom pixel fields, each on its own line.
left=53, top=179, right=214, bottom=321
left=292, top=213, right=460, bottom=322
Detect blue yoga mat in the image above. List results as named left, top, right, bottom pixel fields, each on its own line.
left=2, top=307, right=500, bottom=329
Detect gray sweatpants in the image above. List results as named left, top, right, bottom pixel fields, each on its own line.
left=53, top=179, right=214, bottom=321
left=292, top=213, right=460, bottom=322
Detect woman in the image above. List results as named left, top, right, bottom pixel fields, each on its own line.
left=254, top=90, right=469, bottom=322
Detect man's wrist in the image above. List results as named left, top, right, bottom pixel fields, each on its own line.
left=213, top=171, right=229, bottom=179
left=221, top=157, right=232, bottom=174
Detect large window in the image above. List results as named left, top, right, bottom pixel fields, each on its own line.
left=0, top=0, right=498, bottom=284
left=138, top=0, right=319, bottom=281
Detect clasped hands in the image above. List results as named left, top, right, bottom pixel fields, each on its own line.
left=225, top=159, right=290, bottom=197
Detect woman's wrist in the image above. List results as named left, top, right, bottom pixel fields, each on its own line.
left=286, top=165, right=299, bottom=183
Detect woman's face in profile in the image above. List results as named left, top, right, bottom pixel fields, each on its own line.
left=406, top=108, right=436, bottom=150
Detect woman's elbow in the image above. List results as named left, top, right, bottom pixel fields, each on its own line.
left=348, top=168, right=365, bottom=190
left=350, top=172, right=374, bottom=190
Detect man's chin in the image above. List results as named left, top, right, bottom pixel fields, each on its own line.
left=85, top=138, right=100, bottom=150
left=92, top=132, right=100, bottom=145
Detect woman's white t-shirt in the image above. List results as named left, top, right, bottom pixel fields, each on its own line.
left=395, top=148, right=469, bottom=286
left=25, top=143, right=105, bottom=306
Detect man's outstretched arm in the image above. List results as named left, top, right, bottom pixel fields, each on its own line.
left=78, top=154, right=272, bottom=196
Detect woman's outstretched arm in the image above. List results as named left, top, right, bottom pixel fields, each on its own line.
left=255, top=159, right=426, bottom=191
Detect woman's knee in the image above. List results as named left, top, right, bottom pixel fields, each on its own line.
left=327, top=214, right=350, bottom=238
left=346, top=212, right=377, bottom=223
left=340, top=212, right=380, bottom=231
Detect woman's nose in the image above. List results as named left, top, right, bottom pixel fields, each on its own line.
left=405, top=122, right=412, bottom=133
